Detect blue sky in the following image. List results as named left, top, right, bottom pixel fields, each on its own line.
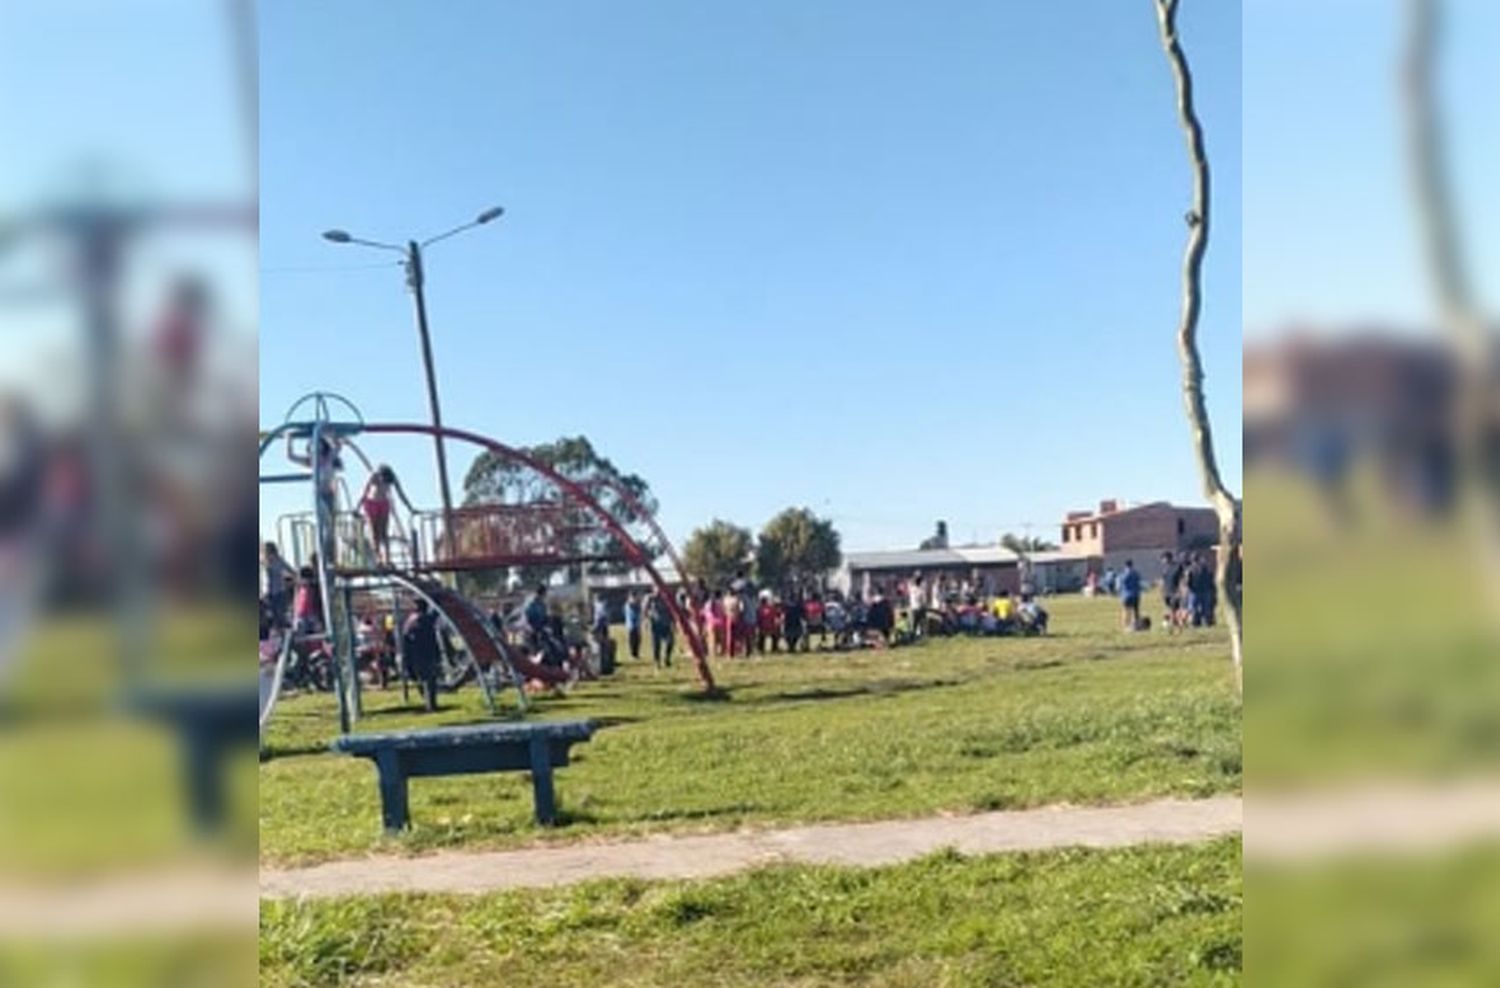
left=0, top=2, right=256, bottom=405
left=259, top=0, right=1243, bottom=550
left=1244, top=0, right=1500, bottom=336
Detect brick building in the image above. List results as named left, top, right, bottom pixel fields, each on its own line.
left=1059, top=499, right=1220, bottom=583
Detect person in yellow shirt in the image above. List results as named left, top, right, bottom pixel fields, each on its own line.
left=991, top=590, right=1015, bottom=631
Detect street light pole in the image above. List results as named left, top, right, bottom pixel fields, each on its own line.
left=322, top=205, right=503, bottom=565
left=403, top=239, right=457, bottom=556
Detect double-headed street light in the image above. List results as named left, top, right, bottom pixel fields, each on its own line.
left=322, top=206, right=504, bottom=558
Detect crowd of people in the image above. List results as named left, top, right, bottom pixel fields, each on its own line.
left=606, top=569, right=1051, bottom=664
left=1111, top=550, right=1221, bottom=632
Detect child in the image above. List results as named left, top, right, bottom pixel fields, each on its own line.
left=401, top=598, right=442, bottom=711
left=623, top=591, right=644, bottom=661
left=824, top=597, right=849, bottom=649
left=292, top=566, right=322, bottom=636
left=804, top=592, right=826, bottom=651
left=991, top=590, right=1015, bottom=634
left=261, top=542, right=292, bottom=628
left=359, top=464, right=414, bottom=566
left=1018, top=593, right=1049, bottom=635
left=756, top=594, right=781, bottom=654
left=781, top=593, right=805, bottom=654
left=723, top=588, right=745, bottom=657
left=287, top=432, right=342, bottom=559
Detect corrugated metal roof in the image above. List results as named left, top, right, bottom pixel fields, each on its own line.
left=844, top=545, right=1020, bottom=570
left=843, top=545, right=1090, bottom=571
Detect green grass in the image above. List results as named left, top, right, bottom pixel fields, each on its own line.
left=260, top=595, right=1239, bottom=865
left=0, top=934, right=257, bottom=988
left=1246, top=468, right=1500, bottom=786
left=1247, top=843, right=1500, bottom=986
left=0, top=605, right=257, bottom=878
left=260, top=837, right=1242, bottom=987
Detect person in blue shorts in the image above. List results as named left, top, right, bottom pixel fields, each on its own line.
left=1119, top=559, right=1142, bottom=631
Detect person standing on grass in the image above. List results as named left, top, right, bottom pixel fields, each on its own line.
left=804, top=591, right=827, bottom=651
left=292, top=565, right=323, bottom=636
left=782, top=590, right=805, bottom=654
left=722, top=586, right=745, bottom=657
left=703, top=590, right=726, bottom=656
left=401, top=597, right=441, bottom=711
left=907, top=573, right=927, bottom=640
left=1188, top=552, right=1215, bottom=627
left=757, top=593, right=781, bottom=654
left=591, top=595, right=611, bottom=661
left=1119, top=559, right=1142, bottom=631
left=867, top=586, right=895, bottom=646
left=646, top=590, right=675, bottom=668
left=732, top=571, right=756, bottom=657
left=1160, top=551, right=1185, bottom=631
left=261, top=542, right=292, bottom=629
left=623, top=590, right=644, bottom=660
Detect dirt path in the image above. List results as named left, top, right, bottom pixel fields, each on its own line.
left=261, top=795, right=1242, bottom=899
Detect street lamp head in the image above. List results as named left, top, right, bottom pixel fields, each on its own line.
left=321, top=229, right=352, bottom=243
left=475, top=206, right=504, bottom=225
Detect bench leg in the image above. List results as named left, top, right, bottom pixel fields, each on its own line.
left=374, top=750, right=410, bottom=832
left=528, top=737, right=557, bottom=826
left=182, top=725, right=225, bottom=835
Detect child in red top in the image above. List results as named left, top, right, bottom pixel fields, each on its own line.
left=803, top=594, right=827, bottom=651
left=756, top=596, right=782, bottom=654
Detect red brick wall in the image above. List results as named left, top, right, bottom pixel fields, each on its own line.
left=1101, top=504, right=1219, bottom=553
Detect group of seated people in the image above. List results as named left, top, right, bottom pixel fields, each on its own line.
left=915, top=589, right=1050, bottom=638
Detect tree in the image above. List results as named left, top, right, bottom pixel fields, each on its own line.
left=1000, top=533, right=1059, bottom=556
left=918, top=521, right=950, bottom=550
left=756, top=508, right=842, bottom=589
left=681, top=520, right=754, bottom=589
left=1153, top=0, right=1244, bottom=691
left=458, top=435, right=659, bottom=595
left=1405, top=0, right=1500, bottom=609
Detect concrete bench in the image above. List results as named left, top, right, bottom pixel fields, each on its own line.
left=331, top=720, right=598, bottom=832
left=126, top=683, right=259, bottom=834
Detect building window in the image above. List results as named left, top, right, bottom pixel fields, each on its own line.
left=1177, top=517, right=1185, bottom=535
left=1090, top=522, right=1098, bottom=538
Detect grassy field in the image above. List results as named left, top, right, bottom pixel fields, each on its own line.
left=1245, top=469, right=1500, bottom=786
left=261, top=836, right=1242, bottom=987
left=0, top=605, right=256, bottom=877
left=260, top=595, right=1239, bottom=865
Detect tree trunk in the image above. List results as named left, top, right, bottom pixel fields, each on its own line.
left=1403, top=0, right=1500, bottom=613
left=1153, top=0, right=1243, bottom=692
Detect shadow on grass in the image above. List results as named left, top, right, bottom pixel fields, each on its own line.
left=631, top=801, right=765, bottom=823
left=675, top=687, right=734, bottom=705
left=756, top=677, right=964, bottom=705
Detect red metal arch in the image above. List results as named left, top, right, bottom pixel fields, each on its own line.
left=360, top=422, right=716, bottom=692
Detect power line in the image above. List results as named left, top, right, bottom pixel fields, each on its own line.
left=260, top=261, right=401, bottom=275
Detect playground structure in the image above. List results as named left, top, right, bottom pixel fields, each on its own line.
left=259, top=393, right=713, bottom=737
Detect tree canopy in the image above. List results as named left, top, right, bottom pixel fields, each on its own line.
left=681, top=519, right=754, bottom=589
left=1000, top=532, right=1059, bottom=556
left=457, top=435, right=658, bottom=594
left=756, top=507, right=842, bottom=589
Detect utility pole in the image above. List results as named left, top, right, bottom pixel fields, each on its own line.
left=403, top=240, right=456, bottom=550
left=323, top=204, right=504, bottom=561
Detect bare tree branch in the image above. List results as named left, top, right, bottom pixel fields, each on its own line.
left=1153, top=0, right=1243, bottom=692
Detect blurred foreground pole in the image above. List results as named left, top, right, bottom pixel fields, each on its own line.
left=1152, top=0, right=1244, bottom=691
left=1403, top=0, right=1500, bottom=610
